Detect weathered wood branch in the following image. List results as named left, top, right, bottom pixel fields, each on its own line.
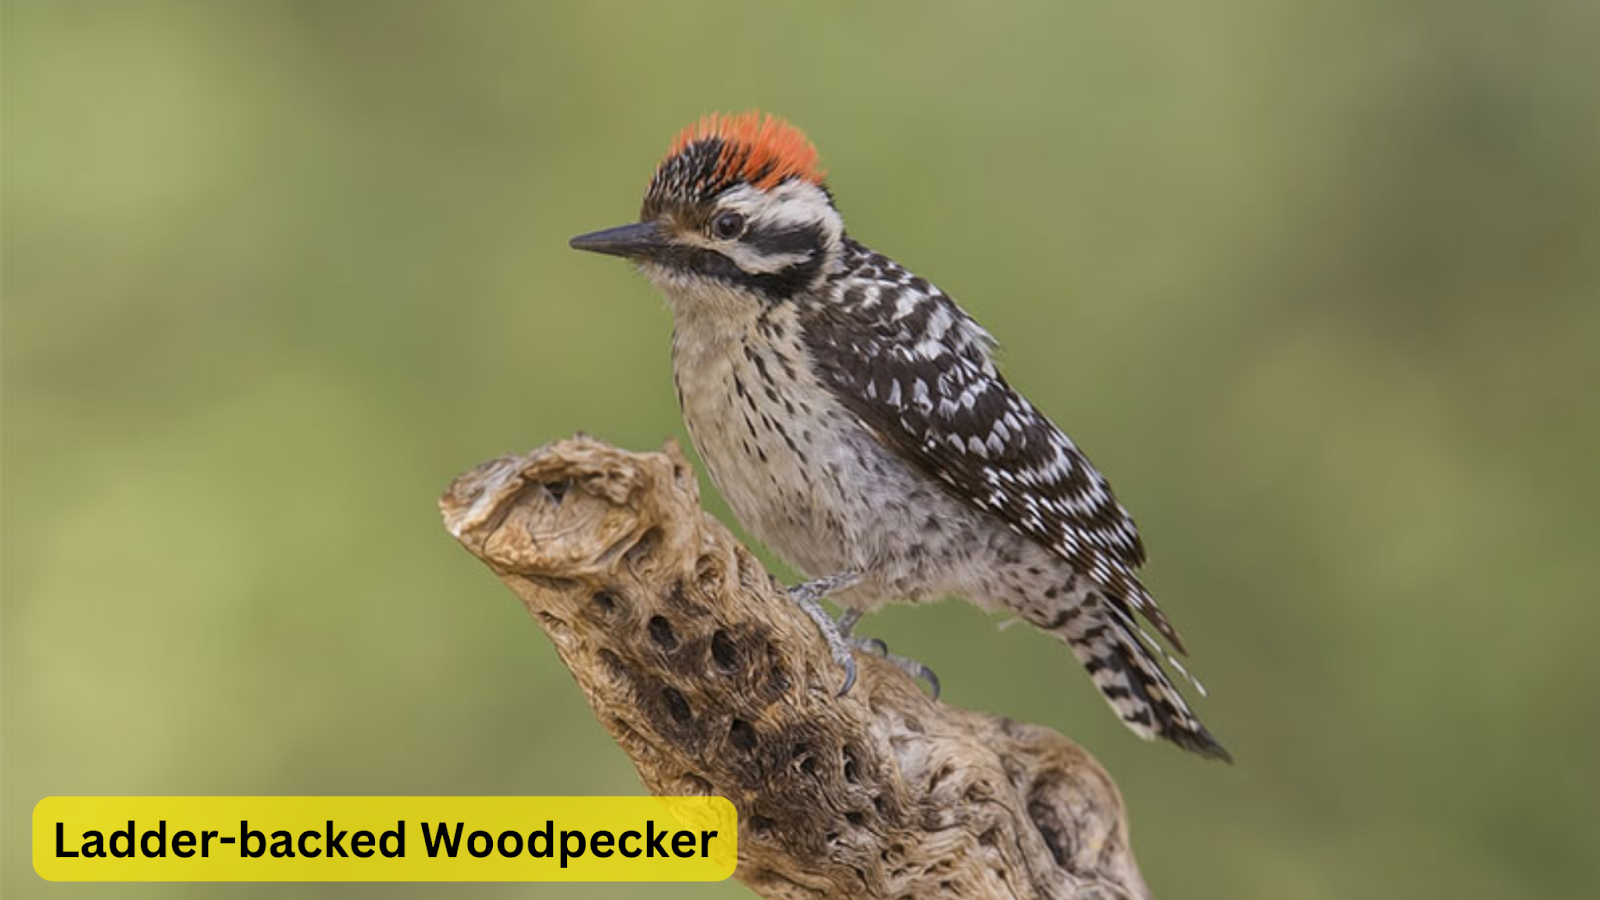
left=439, top=435, right=1151, bottom=900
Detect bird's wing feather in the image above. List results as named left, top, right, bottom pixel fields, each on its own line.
left=801, top=270, right=1187, bottom=652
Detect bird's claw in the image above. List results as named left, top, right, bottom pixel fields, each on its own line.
left=849, top=636, right=889, bottom=657
left=852, top=636, right=941, bottom=699
left=835, top=654, right=857, bottom=697
left=901, top=655, right=941, bottom=700
left=784, top=572, right=938, bottom=699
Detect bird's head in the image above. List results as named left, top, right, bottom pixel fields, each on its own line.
left=570, top=112, right=843, bottom=303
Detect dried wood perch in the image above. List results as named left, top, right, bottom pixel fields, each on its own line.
left=440, top=435, right=1151, bottom=900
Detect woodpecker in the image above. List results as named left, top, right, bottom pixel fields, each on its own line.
left=570, top=112, right=1228, bottom=761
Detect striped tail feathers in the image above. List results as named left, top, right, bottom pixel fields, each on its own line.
left=1064, top=598, right=1232, bottom=762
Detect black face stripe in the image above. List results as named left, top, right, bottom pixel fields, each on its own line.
left=654, top=242, right=825, bottom=301
left=742, top=221, right=825, bottom=257
left=722, top=222, right=827, bottom=298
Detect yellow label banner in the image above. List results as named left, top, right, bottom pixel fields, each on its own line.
left=34, top=796, right=736, bottom=882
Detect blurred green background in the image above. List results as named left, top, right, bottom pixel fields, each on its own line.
left=4, top=1, right=1596, bottom=898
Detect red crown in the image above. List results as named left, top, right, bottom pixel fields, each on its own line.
left=666, top=111, right=825, bottom=191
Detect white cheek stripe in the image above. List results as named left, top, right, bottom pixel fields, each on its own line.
left=723, top=244, right=813, bottom=274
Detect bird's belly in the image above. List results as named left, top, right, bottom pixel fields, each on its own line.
left=680, top=376, right=864, bottom=574
left=679, top=367, right=1003, bottom=606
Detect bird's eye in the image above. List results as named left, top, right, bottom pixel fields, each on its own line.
left=711, top=211, right=746, bottom=240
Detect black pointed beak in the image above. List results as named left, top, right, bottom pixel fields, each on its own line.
left=569, top=221, right=667, bottom=260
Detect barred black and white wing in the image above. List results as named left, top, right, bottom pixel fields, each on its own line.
left=801, top=245, right=1229, bottom=759
left=802, top=244, right=1184, bottom=651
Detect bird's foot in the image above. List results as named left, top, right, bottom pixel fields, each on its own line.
left=847, top=636, right=941, bottom=700
left=784, top=572, right=938, bottom=699
left=785, top=572, right=862, bottom=696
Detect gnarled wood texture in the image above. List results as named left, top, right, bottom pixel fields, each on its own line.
left=440, top=435, right=1151, bottom=900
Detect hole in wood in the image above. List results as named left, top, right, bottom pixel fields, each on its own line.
left=542, top=479, right=571, bottom=504
left=793, top=742, right=817, bottom=777
left=662, top=686, right=692, bottom=724
left=711, top=630, right=739, bottom=671
left=648, top=615, right=678, bottom=651
left=729, top=718, right=756, bottom=752
left=1028, top=794, right=1070, bottom=868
